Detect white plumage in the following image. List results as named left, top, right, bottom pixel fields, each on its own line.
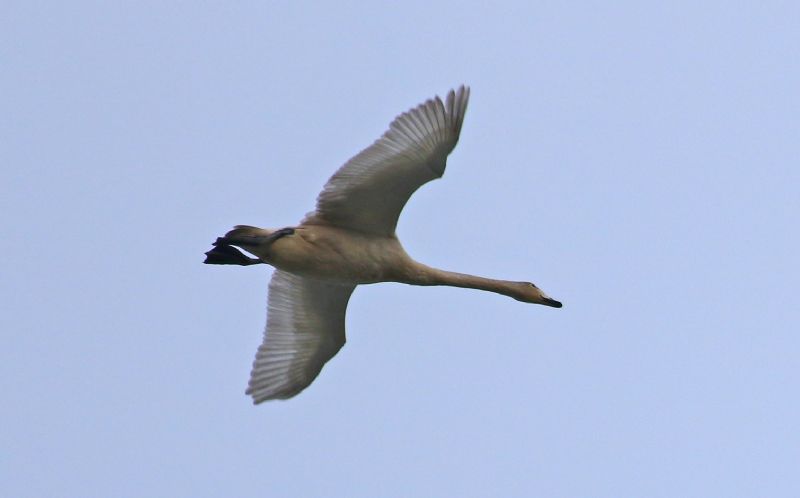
left=205, top=86, right=561, bottom=403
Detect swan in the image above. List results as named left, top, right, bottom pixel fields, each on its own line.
left=204, top=86, right=562, bottom=403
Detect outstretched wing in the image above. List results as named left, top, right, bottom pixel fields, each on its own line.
left=246, top=270, right=356, bottom=403
left=302, top=86, right=470, bottom=236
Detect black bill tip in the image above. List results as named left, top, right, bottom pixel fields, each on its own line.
left=542, top=297, right=563, bottom=308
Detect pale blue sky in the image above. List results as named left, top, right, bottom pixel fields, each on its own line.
left=3, top=2, right=799, bottom=497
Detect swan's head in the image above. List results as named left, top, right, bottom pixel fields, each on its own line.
left=517, top=282, right=562, bottom=308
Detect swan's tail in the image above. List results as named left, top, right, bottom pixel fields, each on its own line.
left=203, top=226, right=294, bottom=265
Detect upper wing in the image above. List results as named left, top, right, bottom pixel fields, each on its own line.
left=246, top=270, right=356, bottom=403
left=302, top=86, right=470, bottom=236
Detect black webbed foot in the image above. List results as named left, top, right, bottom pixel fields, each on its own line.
left=203, top=245, right=263, bottom=266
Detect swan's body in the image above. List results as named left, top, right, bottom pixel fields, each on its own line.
left=205, top=86, right=562, bottom=403
left=255, top=225, right=411, bottom=283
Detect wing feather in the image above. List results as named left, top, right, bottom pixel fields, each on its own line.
left=302, top=86, right=470, bottom=235
left=246, top=270, right=355, bottom=403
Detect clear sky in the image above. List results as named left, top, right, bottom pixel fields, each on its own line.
left=3, top=2, right=798, bottom=497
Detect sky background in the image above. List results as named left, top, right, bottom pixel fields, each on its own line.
left=3, top=2, right=799, bottom=497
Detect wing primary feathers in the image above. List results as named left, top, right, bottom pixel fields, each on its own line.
left=245, top=270, right=355, bottom=403
left=302, top=86, right=471, bottom=235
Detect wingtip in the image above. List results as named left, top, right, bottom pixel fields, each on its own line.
left=445, top=85, right=470, bottom=137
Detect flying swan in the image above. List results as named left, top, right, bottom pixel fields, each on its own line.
left=205, top=86, right=562, bottom=403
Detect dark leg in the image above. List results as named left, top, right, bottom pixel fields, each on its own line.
left=213, top=227, right=295, bottom=248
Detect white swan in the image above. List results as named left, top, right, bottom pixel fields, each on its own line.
left=205, top=86, right=562, bottom=403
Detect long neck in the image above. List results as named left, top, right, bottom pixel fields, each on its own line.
left=402, top=262, right=525, bottom=301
